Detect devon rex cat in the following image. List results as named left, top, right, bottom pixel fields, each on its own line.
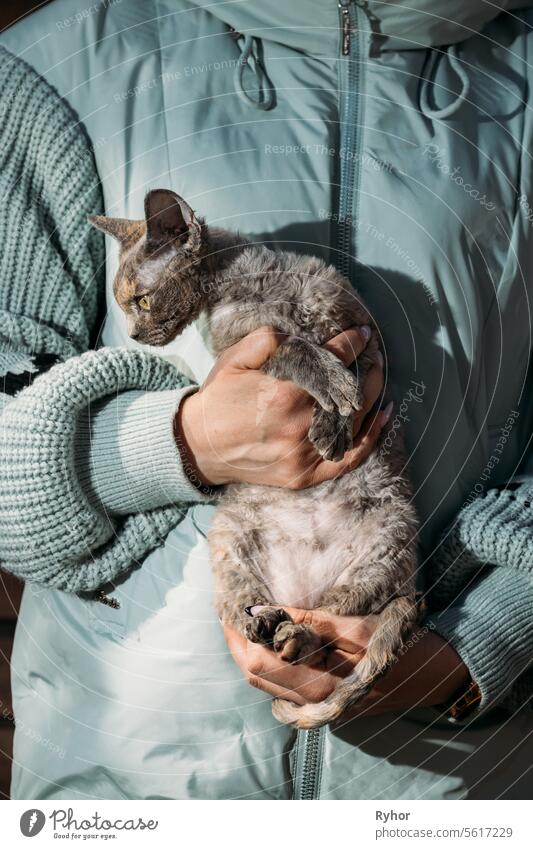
left=90, top=189, right=419, bottom=729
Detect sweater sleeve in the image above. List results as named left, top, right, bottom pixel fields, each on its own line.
left=0, top=347, right=214, bottom=593
left=75, top=385, right=214, bottom=515
left=425, top=567, right=533, bottom=717
left=424, top=482, right=533, bottom=717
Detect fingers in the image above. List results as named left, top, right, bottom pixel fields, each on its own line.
left=246, top=645, right=337, bottom=703
left=225, top=625, right=308, bottom=703
left=225, top=623, right=339, bottom=703
left=344, top=405, right=391, bottom=466
left=279, top=607, right=344, bottom=645
left=322, top=325, right=371, bottom=366
left=278, top=607, right=378, bottom=654
left=326, top=648, right=362, bottom=677
left=221, top=326, right=288, bottom=371
left=221, top=324, right=370, bottom=373
left=352, top=354, right=385, bottom=435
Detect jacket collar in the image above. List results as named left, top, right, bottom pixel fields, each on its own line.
left=187, top=0, right=533, bottom=55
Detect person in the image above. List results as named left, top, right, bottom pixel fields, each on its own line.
left=0, top=0, right=532, bottom=800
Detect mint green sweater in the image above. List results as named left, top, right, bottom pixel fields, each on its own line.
left=0, top=45, right=530, bottom=718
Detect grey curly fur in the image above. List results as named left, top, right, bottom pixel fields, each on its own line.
left=91, top=189, right=419, bottom=729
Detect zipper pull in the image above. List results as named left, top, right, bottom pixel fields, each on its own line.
left=339, top=0, right=352, bottom=56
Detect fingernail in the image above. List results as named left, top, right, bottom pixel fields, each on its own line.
left=376, top=351, right=384, bottom=369
left=360, top=325, right=371, bottom=342
left=380, top=400, right=394, bottom=424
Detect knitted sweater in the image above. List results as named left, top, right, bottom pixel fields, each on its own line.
left=425, top=481, right=533, bottom=715
left=0, top=46, right=530, bottom=719
left=0, top=46, right=104, bottom=363
left=0, top=47, right=209, bottom=590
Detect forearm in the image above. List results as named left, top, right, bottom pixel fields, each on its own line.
left=425, top=566, right=533, bottom=717
left=426, top=479, right=533, bottom=716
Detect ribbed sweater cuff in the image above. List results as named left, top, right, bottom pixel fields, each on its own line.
left=76, top=386, right=214, bottom=516
left=425, top=567, right=533, bottom=718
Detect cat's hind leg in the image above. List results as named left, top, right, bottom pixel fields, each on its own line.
left=209, top=524, right=303, bottom=647
left=244, top=608, right=325, bottom=663
left=244, top=606, right=292, bottom=645
left=209, top=527, right=271, bottom=637
left=272, top=620, right=325, bottom=664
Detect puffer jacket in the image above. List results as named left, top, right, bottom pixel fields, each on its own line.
left=2, top=0, right=533, bottom=799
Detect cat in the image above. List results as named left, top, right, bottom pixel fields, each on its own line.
left=90, top=189, right=419, bottom=729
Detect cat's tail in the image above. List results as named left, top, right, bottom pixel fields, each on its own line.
left=271, top=595, right=418, bottom=730
left=271, top=680, right=374, bottom=729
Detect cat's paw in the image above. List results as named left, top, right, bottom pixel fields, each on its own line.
left=298, top=357, right=361, bottom=417
left=272, top=621, right=325, bottom=664
left=244, top=607, right=292, bottom=645
left=323, top=360, right=362, bottom=416
left=309, top=406, right=354, bottom=461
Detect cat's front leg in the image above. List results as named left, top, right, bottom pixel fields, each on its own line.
left=262, top=337, right=361, bottom=461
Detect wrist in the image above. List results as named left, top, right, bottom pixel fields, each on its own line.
left=174, top=390, right=226, bottom=488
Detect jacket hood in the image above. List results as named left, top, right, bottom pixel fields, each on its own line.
left=186, top=0, right=533, bottom=55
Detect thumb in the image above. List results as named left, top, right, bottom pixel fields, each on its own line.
left=221, top=326, right=287, bottom=370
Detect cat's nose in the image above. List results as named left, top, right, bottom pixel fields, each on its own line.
left=129, top=328, right=140, bottom=340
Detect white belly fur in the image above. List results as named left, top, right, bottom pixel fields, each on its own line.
left=242, top=499, right=368, bottom=609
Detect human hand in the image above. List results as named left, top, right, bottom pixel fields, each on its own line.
left=225, top=607, right=470, bottom=717
left=176, top=325, right=389, bottom=488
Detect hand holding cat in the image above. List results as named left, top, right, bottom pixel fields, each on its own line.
left=176, top=325, right=389, bottom=488
left=225, top=608, right=470, bottom=717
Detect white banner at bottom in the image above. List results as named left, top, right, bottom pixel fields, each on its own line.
left=1, top=799, right=530, bottom=847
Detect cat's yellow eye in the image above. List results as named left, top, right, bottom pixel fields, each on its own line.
left=137, top=295, right=151, bottom=311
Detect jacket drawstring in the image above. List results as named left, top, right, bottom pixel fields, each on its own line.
left=419, top=44, right=470, bottom=119
left=234, top=33, right=274, bottom=111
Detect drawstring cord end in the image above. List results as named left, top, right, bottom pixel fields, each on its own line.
left=419, top=44, right=470, bottom=120
left=234, top=33, right=274, bottom=111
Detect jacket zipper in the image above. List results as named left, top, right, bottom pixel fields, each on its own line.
left=293, top=723, right=324, bottom=800
left=293, top=0, right=362, bottom=800
left=337, top=0, right=360, bottom=283
left=340, top=0, right=352, bottom=55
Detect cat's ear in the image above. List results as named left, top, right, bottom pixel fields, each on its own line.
left=88, top=215, right=144, bottom=249
left=144, top=189, right=201, bottom=252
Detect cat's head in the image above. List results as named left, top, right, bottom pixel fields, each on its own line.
left=89, top=189, right=206, bottom=346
